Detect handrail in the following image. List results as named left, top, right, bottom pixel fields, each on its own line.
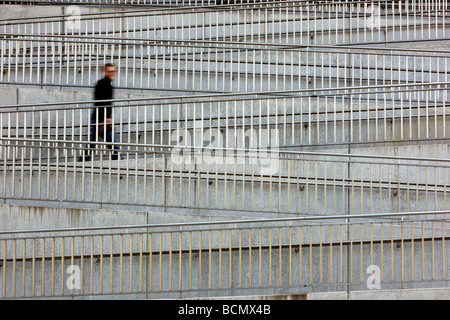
left=0, top=82, right=447, bottom=111
left=2, top=137, right=450, bottom=165
left=2, top=32, right=450, bottom=55
left=0, top=0, right=214, bottom=7
left=1, top=210, right=449, bottom=236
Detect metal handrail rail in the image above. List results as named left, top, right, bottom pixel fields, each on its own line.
left=2, top=137, right=450, bottom=166
left=0, top=0, right=215, bottom=7
left=3, top=32, right=450, bottom=55
left=1, top=210, right=449, bottom=236
left=0, top=82, right=447, bottom=111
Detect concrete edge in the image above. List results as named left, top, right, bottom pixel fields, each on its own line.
left=177, top=287, right=450, bottom=300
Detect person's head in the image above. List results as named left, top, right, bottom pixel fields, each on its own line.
left=104, top=63, right=117, bottom=80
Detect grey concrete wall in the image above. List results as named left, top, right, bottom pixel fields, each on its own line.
left=0, top=86, right=169, bottom=107
left=0, top=203, right=245, bottom=231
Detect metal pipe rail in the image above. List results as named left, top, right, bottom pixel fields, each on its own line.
left=6, top=32, right=450, bottom=52
left=3, top=32, right=450, bottom=56
left=0, top=0, right=217, bottom=6
left=1, top=0, right=448, bottom=46
left=1, top=83, right=448, bottom=155
left=1, top=0, right=300, bottom=7
left=1, top=35, right=448, bottom=94
left=2, top=210, right=450, bottom=235
left=4, top=0, right=392, bottom=7
left=1, top=81, right=446, bottom=108
left=1, top=136, right=449, bottom=216
left=0, top=210, right=448, bottom=299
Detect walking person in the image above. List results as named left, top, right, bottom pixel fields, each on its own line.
left=79, top=63, right=120, bottom=161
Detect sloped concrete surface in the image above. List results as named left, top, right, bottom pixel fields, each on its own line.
left=181, top=287, right=450, bottom=300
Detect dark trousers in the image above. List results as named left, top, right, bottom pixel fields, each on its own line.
left=84, top=121, right=119, bottom=156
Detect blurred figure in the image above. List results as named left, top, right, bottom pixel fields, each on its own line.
left=78, top=63, right=119, bottom=161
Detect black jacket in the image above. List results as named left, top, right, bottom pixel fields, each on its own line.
left=91, top=77, right=113, bottom=122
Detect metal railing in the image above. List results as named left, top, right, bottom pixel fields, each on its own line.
left=0, top=35, right=448, bottom=93
left=1, top=133, right=449, bottom=215
left=1, top=83, right=448, bottom=214
left=0, top=0, right=217, bottom=6
left=0, top=212, right=448, bottom=299
left=1, top=0, right=448, bottom=46
left=1, top=0, right=281, bottom=6
left=1, top=83, right=448, bottom=151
